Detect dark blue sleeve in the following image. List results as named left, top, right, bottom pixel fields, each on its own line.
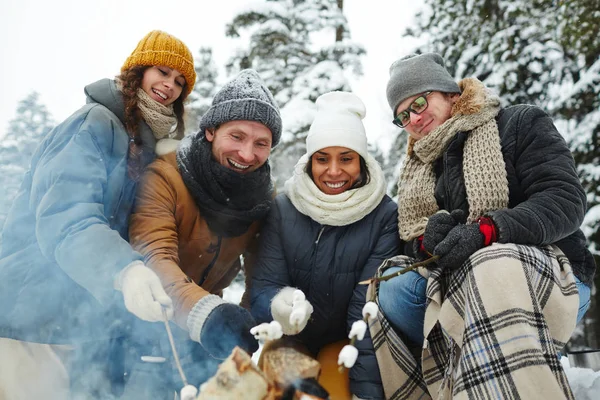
left=348, top=199, right=401, bottom=399
left=250, top=198, right=292, bottom=324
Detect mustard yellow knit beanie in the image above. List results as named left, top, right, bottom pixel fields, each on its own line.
left=121, top=30, right=196, bottom=96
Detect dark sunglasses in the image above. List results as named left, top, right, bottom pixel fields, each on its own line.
left=392, top=92, right=433, bottom=128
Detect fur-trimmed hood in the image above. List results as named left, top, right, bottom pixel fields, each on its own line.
left=155, top=138, right=180, bottom=156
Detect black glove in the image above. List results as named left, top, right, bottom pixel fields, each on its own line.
left=200, top=303, right=259, bottom=359
left=422, top=209, right=466, bottom=256
left=433, top=223, right=485, bottom=270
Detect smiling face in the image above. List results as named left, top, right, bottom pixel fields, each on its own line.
left=141, top=66, right=186, bottom=106
left=395, top=91, right=458, bottom=141
left=205, top=120, right=272, bottom=174
left=310, top=146, right=362, bottom=195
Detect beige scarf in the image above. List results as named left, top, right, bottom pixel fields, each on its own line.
left=285, top=153, right=387, bottom=226
left=136, top=88, right=180, bottom=140
left=114, top=78, right=180, bottom=140
left=397, top=78, right=509, bottom=241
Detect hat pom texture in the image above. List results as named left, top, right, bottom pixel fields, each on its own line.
left=306, top=91, right=368, bottom=159
left=199, top=69, right=282, bottom=147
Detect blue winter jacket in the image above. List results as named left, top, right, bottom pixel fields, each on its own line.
left=251, top=194, right=401, bottom=399
left=0, top=79, right=156, bottom=344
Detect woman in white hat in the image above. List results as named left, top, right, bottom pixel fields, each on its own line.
left=250, top=91, right=399, bottom=400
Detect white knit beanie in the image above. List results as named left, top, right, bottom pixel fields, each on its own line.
left=305, top=91, right=368, bottom=159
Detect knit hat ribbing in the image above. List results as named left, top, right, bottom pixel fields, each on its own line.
left=199, top=69, right=282, bottom=147
left=386, top=53, right=461, bottom=115
left=306, top=91, right=368, bottom=159
left=122, top=30, right=196, bottom=96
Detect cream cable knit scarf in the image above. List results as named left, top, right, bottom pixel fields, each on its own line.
left=397, top=78, right=509, bottom=241
left=285, top=153, right=387, bottom=226
left=115, top=79, right=179, bottom=140
left=136, top=88, right=179, bottom=140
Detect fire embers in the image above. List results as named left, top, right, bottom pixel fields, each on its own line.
left=280, top=378, right=329, bottom=400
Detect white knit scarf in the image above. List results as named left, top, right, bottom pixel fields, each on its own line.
left=285, top=153, right=387, bottom=226
left=397, top=78, right=510, bottom=241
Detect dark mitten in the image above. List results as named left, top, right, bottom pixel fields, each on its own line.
left=422, top=210, right=466, bottom=255
left=200, top=303, right=259, bottom=359
left=433, top=223, right=485, bottom=270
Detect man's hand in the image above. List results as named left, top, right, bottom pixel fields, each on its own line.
left=433, top=223, right=485, bottom=270
left=422, top=209, right=466, bottom=256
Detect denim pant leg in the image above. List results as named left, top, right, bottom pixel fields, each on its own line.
left=378, top=267, right=428, bottom=346
left=575, top=276, right=591, bottom=324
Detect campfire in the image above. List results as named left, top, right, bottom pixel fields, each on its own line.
left=195, top=346, right=327, bottom=400
left=163, top=290, right=382, bottom=400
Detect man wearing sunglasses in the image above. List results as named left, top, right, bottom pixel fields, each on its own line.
left=370, top=52, right=594, bottom=399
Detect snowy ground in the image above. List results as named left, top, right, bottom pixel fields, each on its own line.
left=225, top=283, right=600, bottom=398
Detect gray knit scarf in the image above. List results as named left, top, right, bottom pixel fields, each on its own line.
left=397, top=78, right=509, bottom=241
left=176, top=134, right=274, bottom=238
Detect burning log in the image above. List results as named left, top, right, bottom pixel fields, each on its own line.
left=196, top=347, right=275, bottom=400
left=194, top=337, right=329, bottom=399
left=262, top=346, right=321, bottom=389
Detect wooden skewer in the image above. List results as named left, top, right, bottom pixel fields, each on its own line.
left=162, top=307, right=188, bottom=387
left=359, top=256, right=439, bottom=285
left=340, top=256, right=440, bottom=372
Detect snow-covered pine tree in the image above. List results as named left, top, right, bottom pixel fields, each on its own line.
left=185, top=47, right=219, bottom=135
left=552, top=0, right=600, bottom=349
left=224, top=0, right=365, bottom=186
left=405, top=0, right=600, bottom=348
left=0, top=92, right=54, bottom=229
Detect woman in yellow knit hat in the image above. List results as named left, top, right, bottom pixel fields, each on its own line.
left=0, top=30, right=196, bottom=399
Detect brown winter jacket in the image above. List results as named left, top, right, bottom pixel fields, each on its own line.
left=129, top=151, right=261, bottom=330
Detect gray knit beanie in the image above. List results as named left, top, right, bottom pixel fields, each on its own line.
left=386, top=53, right=461, bottom=115
left=199, top=69, right=282, bottom=147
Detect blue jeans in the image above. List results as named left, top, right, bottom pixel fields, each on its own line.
left=378, top=266, right=592, bottom=346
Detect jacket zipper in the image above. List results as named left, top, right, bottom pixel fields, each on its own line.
left=312, top=226, right=326, bottom=299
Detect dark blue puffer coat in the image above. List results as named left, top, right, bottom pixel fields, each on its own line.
left=251, top=193, right=401, bottom=399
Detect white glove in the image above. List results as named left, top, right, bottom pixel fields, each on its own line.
left=271, top=287, right=313, bottom=335
left=115, top=261, right=173, bottom=322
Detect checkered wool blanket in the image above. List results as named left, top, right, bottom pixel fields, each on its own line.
left=367, top=243, right=579, bottom=400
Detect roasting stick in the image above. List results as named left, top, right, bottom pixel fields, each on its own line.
left=338, top=256, right=441, bottom=373
left=162, top=307, right=188, bottom=386
left=358, top=256, right=439, bottom=286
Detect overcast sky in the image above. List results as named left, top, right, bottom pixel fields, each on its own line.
left=1, top=0, right=422, bottom=152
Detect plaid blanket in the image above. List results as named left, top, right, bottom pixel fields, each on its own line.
left=368, top=243, right=579, bottom=400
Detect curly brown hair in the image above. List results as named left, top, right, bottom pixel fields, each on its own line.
left=118, top=66, right=188, bottom=180
left=118, top=65, right=187, bottom=144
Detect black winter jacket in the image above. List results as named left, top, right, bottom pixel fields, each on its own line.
left=433, top=104, right=595, bottom=286
left=251, top=194, right=401, bottom=399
